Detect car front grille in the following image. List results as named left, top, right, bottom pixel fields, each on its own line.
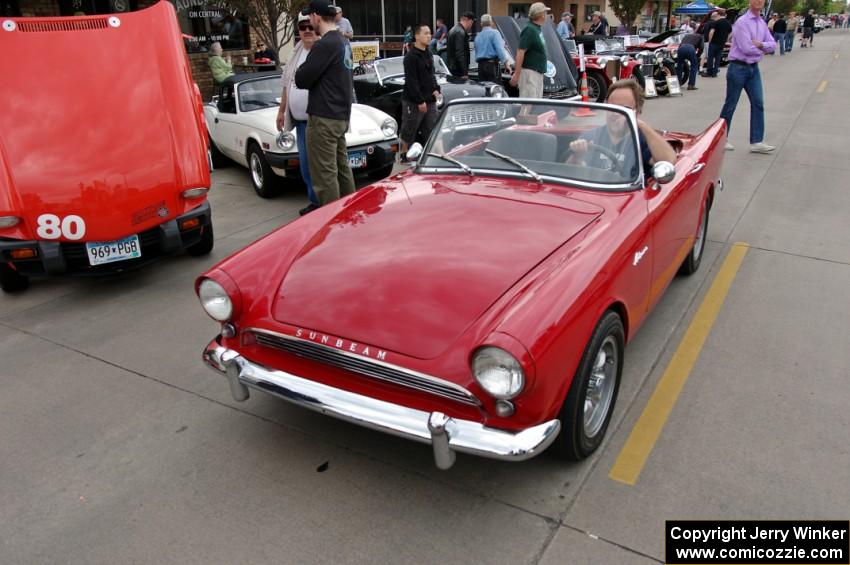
left=447, top=104, right=507, bottom=126
left=250, top=329, right=481, bottom=407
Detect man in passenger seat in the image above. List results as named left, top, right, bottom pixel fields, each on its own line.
left=567, top=79, right=677, bottom=178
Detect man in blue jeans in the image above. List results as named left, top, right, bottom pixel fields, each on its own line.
left=719, top=0, right=776, bottom=153
left=677, top=33, right=703, bottom=90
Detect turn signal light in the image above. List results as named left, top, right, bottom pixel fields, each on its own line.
left=181, top=187, right=209, bottom=199
left=180, top=218, right=201, bottom=231
left=0, top=216, right=21, bottom=228
left=10, top=248, right=37, bottom=260
left=390, top=143, right=399, bottom=153
left=287, top=159, right=300, bottom=168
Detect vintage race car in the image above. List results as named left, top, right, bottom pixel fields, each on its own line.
left=198, top=99, right=725, bottom=469
left=353, top=55, right=507, bottom=135
left=0, top=3, right=213, bottom=293
left=207, top=72, right=400, bottom=198
left=560, top=38, right=644, bottom=102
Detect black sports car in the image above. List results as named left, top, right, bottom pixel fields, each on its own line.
left=353, top=55, right=506, bottom=128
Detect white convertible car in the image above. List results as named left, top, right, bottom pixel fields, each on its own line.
left=205, top=71, right=400, bottom=198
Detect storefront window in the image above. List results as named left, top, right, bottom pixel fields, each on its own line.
left=1, top=0, right=20, bottom=16
left=343, top=0, right=382, bottom=37
left=384, top=0, right=432, bottom=36
left=435, top=0, right=452, bottom=25
left=171, top=0, right=250, bottom=52
left=59, top=0, right=138, bottom=16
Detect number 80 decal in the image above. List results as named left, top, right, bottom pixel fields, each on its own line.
left=36, top=214, right=86, bottom=240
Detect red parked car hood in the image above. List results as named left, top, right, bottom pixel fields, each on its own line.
left=272, top=176, right=604, bottom=359
left=0, top=2, right=209, bottom=242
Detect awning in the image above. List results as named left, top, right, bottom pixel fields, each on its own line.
left=674, top=1, right=716, bottom=14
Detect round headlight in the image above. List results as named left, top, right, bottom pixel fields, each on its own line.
left=276, top=131, right=296, bottom=151
left=489, top=85, right=505, bottom=98
left=655, top=51, right=664, bottom=62
left=596, top=57, right=609, bottom=66
left=620, top=55, right=631, bottom=65
left=198, top=278, right=233, bottom=322
left=381, top=118, right=398, bottom=137
left=472, top=346, right=525, bottom=400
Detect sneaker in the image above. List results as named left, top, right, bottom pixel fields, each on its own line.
left=725, top=141, right=735, bottom=151
left=750, top=142, right=776, bottom=153
left=687, top=85, right=698, bottom=90
left=299, top=203, right=320, bottom=216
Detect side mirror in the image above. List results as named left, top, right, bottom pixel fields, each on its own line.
left=652, top=161, right=676, bottom=185
left=406, top=142, right=423, bottom=162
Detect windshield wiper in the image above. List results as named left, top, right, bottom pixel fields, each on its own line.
left=484, top=149, right=542, bottom=183
left=426, top=153, right=473, bottom=176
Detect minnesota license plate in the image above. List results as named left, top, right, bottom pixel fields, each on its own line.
left=86, top=235, right=141, bottom=266
left=348, top=151, right=368, bottom=169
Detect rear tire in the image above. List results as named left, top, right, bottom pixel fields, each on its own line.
left=631, top=67, right=646, bottom=89
left=248, top=143, right=281, bottom=198
left=1, top=264, right=30, bottom=293
left=186, top=223, right=214, bottom=256
left=586, top=70, right=609, bottom=102
left=551, top=310, right=624, bottom=460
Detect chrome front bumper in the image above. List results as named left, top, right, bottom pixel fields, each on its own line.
left=203, top=341, right=561, bottom=470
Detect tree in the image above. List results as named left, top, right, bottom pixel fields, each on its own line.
left=609, top=0, right=649, bottom=33
left=224, top=0, right=309, bottom=63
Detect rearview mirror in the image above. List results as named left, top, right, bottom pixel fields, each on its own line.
left=652, top=161, right=676, bottom=184
left=406, top=142, right=423, bottom=162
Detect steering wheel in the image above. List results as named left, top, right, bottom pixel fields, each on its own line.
left=586, top=142, right=629, bottom=177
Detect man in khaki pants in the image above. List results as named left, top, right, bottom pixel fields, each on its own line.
left=295, top=0, right=355, bottom=208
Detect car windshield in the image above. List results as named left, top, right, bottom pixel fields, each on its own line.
left=418, top=100, right=643, bottom=189
left=374, top=55, right=449, bottom=81
left=238, top=76, right=282, bottom=112
left=595, top=37, right=625, bottom=53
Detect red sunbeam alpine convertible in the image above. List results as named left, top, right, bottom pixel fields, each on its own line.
left=199, top=98, right=725, bottom=469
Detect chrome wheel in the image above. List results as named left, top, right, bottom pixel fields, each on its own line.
left=250, top=152, right=264, bottom=189
left=583, top=335, right=618, bottom=439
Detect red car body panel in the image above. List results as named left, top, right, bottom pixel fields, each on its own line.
left=0, top=2, right=209, bottom=244
left=200, top=115, right=726, bottom=436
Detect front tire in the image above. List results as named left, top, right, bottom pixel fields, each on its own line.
left=248, top=143, right=281, bottom=198
left=586, top=70, right=609, bottom=102
left=631, top=67, right=646, bottom=89
left=209, top=137, right=229, bottom=169
left=186, top=223, right=214, bottom=256
left=679, top=198, right=709, bottom=275
left=1, top=264, right=30, bottom=293
left=367, top=163, right=394, bottom=181
left=551, top=311, right=624, bottom=460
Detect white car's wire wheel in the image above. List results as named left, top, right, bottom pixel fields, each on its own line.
left=247, top=143, right=281, bottom=198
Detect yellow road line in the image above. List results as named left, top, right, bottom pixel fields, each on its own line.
left=609, top=242, right=749, bottom=485
left=817, top=81, right=828, bottom=93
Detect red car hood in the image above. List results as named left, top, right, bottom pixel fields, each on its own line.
left=272, top=177, right=603, bottom=359
left=0, top=3, right=208, bottom=241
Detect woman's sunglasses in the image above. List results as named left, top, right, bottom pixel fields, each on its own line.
left=298, top=24, right=314, bottom=31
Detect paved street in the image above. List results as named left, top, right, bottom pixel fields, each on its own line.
left=2, top=30, right=849, bottom=565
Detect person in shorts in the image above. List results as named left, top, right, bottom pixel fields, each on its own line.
left=400, top=23, right=441, bottom=158
left=510, top=2, right=549, bottom=98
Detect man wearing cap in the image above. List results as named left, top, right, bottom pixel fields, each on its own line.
left=589, top=11, right=608, bottom=35
left=475, top=14, right=512, bottom=82
left=295, top=0, right=356, bottom=205
left=447, top=11, right=475, bottom=78
left=510, top=2, right=549, bottom=99
left=557, top=11, right=574, bottom=40
left=334, top=6, right=353, bottom=40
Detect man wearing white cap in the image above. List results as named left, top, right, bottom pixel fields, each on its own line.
left=510, top=2, right=549, bottom=98
left=334, top=6, right=353, bottom=39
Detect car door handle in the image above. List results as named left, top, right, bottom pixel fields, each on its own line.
left=688, top=163, right=705, bottom=176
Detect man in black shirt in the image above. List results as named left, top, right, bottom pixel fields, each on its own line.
left=705, top=12, right=732, bottom=77
left=772, top=15, right=787, bottom=55
left=446, top=11, right=474, bottom=78
left=401, top=24, right=441, bottom=156
left=295, top=0, right=355, bottom=206
left=801, top=10, right=814, bottom=47
left=677, top=33, right=703, bottom=89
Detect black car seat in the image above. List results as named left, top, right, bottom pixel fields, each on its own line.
left=487, top=129, right=558, bottom=162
